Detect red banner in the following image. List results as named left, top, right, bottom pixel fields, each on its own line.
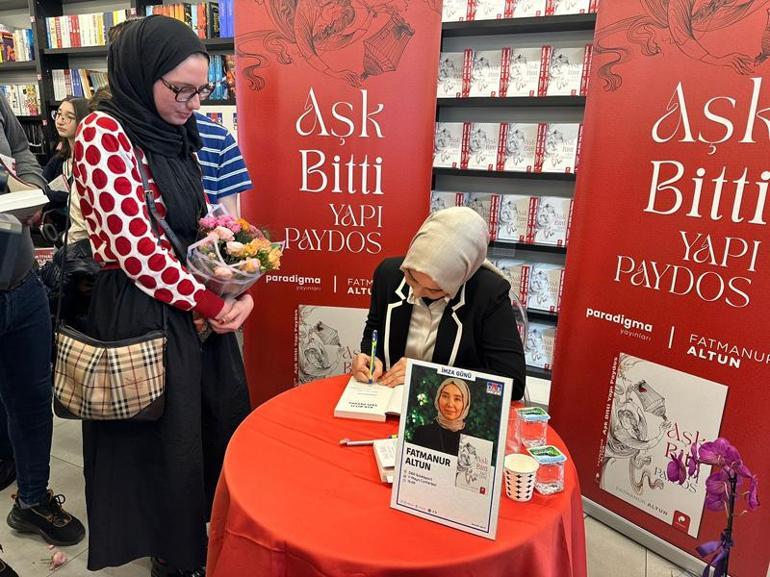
left=550, top=3, right=770, bottom=575
left=234, top=0, right=441, bottom=405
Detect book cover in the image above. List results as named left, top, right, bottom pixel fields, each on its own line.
left=465, top=123, right=500, bottom=170
left=545, top=45, right=590, bottom=96
left=430, top=191, right=466, bottom=213
left=546, top=0, right=591, bottom=14
left=496, top=194, right=536, bottom=242
left=442, top=0, right=470, bottom=22
left=524, top=322, right=556, bottom=369
left=538, top=123, right=581, bottom=173
left=224, top=54, right=237, bottom=99
left=468, top=50, right=504, bottom=98
left=506, top=0, right=546, bottom=17
left=532, top=196, right=572, bottom=246
left=436, top=51, right=469, bottom=99
left=295, top=304, right=367, bottom=384
left=598, top=353, right=729, bottom=538
left=455, top=434, right=494, bottom=494
left=391, top=360, right=513, bottom=539
left=473, top=0, right=505, bottom=21
left=492, top=258, right=530, bottom=306
left=433, top=122, right=464, bottom=169
left=466, top=192, right=499, bottom=237
left=527, top=263, right=564, bottom=312
left=497, top=123, right=539, bottom=172
left=505, top=46, right=545, bottom=97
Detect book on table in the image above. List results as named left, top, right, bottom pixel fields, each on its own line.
left=373, top=437, right=397, bottom=483
left=333, top=375, right=404, bottom=422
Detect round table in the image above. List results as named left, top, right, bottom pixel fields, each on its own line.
left=207, top=375, right=587, bottom=577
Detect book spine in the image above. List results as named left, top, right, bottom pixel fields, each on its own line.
left=460, top=122, right=470, bottom=169
left=563, top=199, right=574, bottom=247
left=499, top=47, right=511, bottom=97
left=496, top=123, right=507, bottom=171
left=461, top=48, right=472, bottom=97
left=54, top=17, right=62, bottom=50
left=489, top=193, right=499, bottom=239
left=466, top=0, right=476, bottom=21
left=555, top=268, right=564, bottom=312
left=545, top=0, right=555, bottom=16
left=580, top=44, right=593, bottom=96
left=574, top=123, right=584, bottom=173
left=590, top=0, right=599, bottom=12
left=526, top=196, right=537, bottom=244
left=504, top=0, right=515, bottom=17
left=520, top=263, right=530, bottom=307
left=534, top=123, right=546, bottom=173
left=538, top=45, right=551, bottom=97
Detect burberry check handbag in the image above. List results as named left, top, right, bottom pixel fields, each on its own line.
left=52, top=147, right=172, bottom=421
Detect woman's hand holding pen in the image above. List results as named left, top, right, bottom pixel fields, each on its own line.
left=352, top=353, right=384, bottom=383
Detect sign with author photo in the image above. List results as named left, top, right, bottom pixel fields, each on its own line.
left=549, top=2, right=770, bottom=575
left=390, top=360, right=512, bottom=539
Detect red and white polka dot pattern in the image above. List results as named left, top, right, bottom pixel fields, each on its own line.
left=73, top=111, right=225, bottom=319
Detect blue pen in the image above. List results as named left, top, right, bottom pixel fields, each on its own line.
left=369, top=330, right=378, bottom=383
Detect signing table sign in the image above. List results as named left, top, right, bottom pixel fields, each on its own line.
left=391, top=360, right=513, bottom=539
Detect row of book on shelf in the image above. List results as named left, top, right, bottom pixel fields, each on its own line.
left=0, top=84, right=40, bottom=116
left=443, top=0, right=597, bottom=22
left=45, top=10, right=133, bottom=50
left=431, top=190, right=573, bottom=247
left=0, top=26, right=34, bottom=63
left=438, top=44, right=591, bottom=98
left=434, top=121, right=582, bottom=174
left=52, top=69, right=107, bottom=101
left=144, top=1, right=234, bottom=39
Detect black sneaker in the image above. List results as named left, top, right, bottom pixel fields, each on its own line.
left=151, top=558, right=205, bottom=577
left=0, top=559, right=19, bottom=577
left=0, top=460, right=15, bottom=491
left=6, top=490, right=85, bottom=546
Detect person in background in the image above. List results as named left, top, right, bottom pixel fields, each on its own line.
left=72, top=16, right=251, bottom=576
left=0, top=93, right=86, bottom=577
left=194, top=110, right=252, bottom=215
left=351, top=207, right=526, bottom=399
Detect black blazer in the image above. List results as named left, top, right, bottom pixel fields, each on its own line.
left=412, top=422, right=462, bottom=456
left=360, top=257, right=526, bottom=400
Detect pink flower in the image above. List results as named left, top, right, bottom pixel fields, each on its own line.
left=200, top=216, right=217, bottom=230
left=213, top=226, right=235, bottom=241
left=667, top=451, right=687, bottom=485
left=688, top=442, right=700, bottom=478
left=699, top=438, right=741, bottom=468
left=213, top=266, right=234, bottom=280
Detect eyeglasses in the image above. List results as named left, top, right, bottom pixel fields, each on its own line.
left=51, top=110, right=77, bottom=123
left=160, top=77, right=217, bottom=102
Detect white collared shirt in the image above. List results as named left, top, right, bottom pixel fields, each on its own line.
left=404, top=289, right=449, bottom=362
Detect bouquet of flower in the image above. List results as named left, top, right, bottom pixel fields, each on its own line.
left=187, top=207, right=283, bottom=299
left=667, top=437, right=760, bottom=577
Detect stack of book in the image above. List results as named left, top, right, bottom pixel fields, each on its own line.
left=430, top=191, right=573, bottom=247
left=52, top=69, right=108, bottom=100
left=437, top=44, right=591, bottom=98
left=145, top=1, right=234, bottom=38
left=45, top=9, right=134, bottom=49
left=0, top=84, right=40, bottom=116
left=492, top=259, right=565, bottom=311
left=0, top=27, right=35, bottom=63
left=433, top=121, right=583, bottom=174
left=207, top=55, right=236, bottom=100
left=442, top=0, right=597, bottom=22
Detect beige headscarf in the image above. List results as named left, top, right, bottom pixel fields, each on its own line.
left=401, top=207, right=489, bottom=299
left=434, top=378, right=472, bottom=432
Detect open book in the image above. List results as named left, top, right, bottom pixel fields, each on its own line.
left=373, top=437, right=398, bottom=483
left=0, top=155, right=48, bottom=221
left=333, top=376, right=404, bottom=422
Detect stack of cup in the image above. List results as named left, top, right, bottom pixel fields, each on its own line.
left=503, top=453, right=540, bottom=502
left=515, top=407, right=550, bottom=449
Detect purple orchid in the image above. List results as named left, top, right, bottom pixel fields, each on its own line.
left=688, top=442, right=700, bottom=478
left=667, top=450, right=687, bottom=485
left=698, top=438, right=741, bottom=468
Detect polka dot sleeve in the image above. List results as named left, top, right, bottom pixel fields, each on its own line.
left=72, top=111, right=225, bottom=319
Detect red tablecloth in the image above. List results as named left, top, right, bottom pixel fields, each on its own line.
left=207, top=376, right=587, bottom=577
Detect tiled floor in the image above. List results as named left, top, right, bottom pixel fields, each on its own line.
left=0, top=417, right=692, bottom=577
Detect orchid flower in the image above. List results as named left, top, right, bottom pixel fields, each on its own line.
left=667, top=450, right=687, bottom=485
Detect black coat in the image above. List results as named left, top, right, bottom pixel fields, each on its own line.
left=361, top=257, right=526, bottom=400
left=412, top=422, right=462, bottom=456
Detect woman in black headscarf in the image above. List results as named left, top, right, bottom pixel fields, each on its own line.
left=71, top=16, right=252, bottom=575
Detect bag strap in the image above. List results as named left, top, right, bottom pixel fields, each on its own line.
left=53, top=171, right=72, bottom=331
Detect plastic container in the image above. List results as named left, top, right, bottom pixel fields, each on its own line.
left=515, top=407, right=550, bottom=448
left=527, top=445, right=567, bottom=495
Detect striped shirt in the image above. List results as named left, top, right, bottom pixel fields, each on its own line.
left=194, top=111, right=252, bottom=201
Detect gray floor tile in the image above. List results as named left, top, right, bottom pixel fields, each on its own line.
left=585, top=516, right=646, bottom=577
left=51, top=420, right=84, bottom=468
left=646, top=550, right=694, bottom=577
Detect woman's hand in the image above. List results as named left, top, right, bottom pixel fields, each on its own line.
left=351, top=353, right=384, bottom=383
left=380, top=357, right=408, bottom=388
left=192, top=312, right=208, bottom=334
left=210, top=294, right=254, bottom=334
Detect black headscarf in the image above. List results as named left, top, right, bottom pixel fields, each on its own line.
left=98, top=15, right=209, bottom=251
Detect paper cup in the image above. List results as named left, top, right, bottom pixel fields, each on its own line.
left=504, top=453, right=540, bottom=502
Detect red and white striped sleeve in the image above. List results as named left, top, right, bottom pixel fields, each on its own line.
left=72, top=111, right=225, bottom=319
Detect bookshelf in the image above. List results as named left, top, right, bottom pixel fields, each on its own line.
left=0, top=0, right=236, bottom=163
left=433, top=10, right=597, bottom=390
